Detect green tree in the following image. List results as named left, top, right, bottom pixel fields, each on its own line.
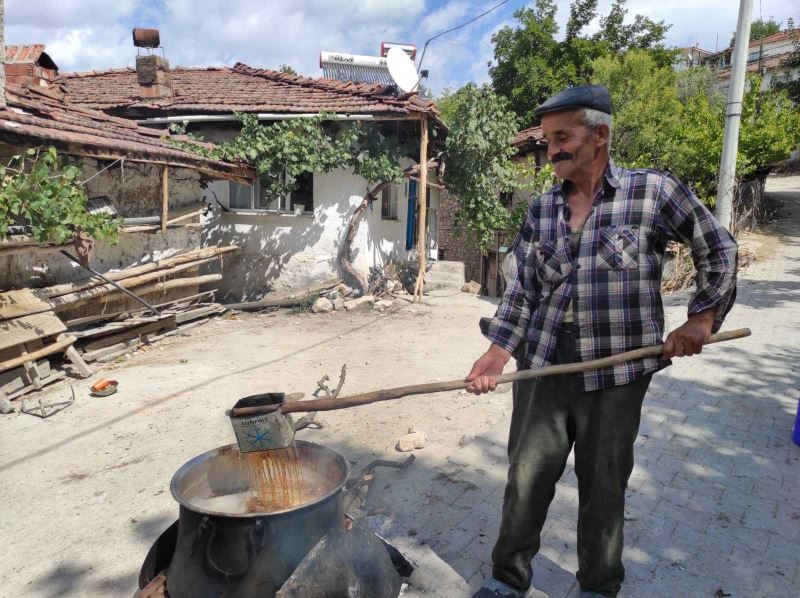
left=591, top=50, right=681, bottom=168
left=278, top=64, right=298, bottom=75
left=441, top=84, right=520, bottom=251
left=490, top=0, right=672, bottom=125
left=590, top=49, right=800, bottom=205
left=738, top=76, right=800, bottom=178
left=731, top=17, right=782, bottom=46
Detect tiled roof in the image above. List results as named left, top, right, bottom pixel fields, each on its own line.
left=62, top=63, right=438, bottom=118
left=0, top=85, right=252, bottom=181
left=748, top=29, right=799, bottom=48
left=716, top=51, right=794, bottom=77
left=513, top=126, right=545, bottom=154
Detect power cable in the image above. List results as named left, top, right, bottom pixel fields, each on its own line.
left=417, top=0, right=513, bottom=73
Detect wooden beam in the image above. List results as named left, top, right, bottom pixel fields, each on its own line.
left=413, top=116, right=429, bottom=302
left=0, top=335, right=76, bottom=374
left=161, top=165, right=169, bottom=233
left=43, top=247, right=235, bottom=298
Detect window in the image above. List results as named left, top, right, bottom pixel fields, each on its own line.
left=229, top=181, right=253, bottom=210
left=227, top=171, right=314, bottom=213
left=748, top=50, right=761, bottom=62
left=290, top=172, right=314, bottom=214
left=381, top=184, right=400, bottom=220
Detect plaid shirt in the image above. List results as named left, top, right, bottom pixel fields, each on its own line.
left=481, top=161, right=738, bottom=391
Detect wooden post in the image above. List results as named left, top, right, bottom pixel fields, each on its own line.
left=161, top=165, right=169, bottom=233
left=413, top=116, right=429, bottom=302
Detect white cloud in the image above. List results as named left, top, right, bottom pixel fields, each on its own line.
left=419, top=1, right=472, bottom=38
left=5, top=0, right=796, bottom=88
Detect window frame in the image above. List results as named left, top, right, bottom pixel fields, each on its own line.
left=381, top=182, right=402, bottom=220
left=227, top=169, right=314, bottom=215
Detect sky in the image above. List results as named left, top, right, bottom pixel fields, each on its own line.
left=5, top=0, right=797, bottom=94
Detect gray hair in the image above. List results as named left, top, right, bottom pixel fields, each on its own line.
left=581, top=108, right=613, bottom=150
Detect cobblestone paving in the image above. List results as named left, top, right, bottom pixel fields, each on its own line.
left=376, top=175, right=800, bottom=597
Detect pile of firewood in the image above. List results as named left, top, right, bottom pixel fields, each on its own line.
left=0, top=246, right=236, bottom=407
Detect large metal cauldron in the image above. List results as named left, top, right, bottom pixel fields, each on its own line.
left=166, top=441, right=349, bottom=598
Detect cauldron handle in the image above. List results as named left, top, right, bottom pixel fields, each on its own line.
left=200, top=517, right=263, bottom=579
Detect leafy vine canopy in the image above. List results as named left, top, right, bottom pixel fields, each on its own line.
left=0, top=147, right=118, bottom=244
left=170, top=112, right=418, bottom=200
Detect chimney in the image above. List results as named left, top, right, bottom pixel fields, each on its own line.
left=4, top=45, right=59, bottom=89
left=1, top=0, right=6, bottom=108
left=133, top=28, right=172, bottom=99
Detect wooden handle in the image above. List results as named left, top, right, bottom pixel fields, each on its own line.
left=280, top=328, right=751, bottom=414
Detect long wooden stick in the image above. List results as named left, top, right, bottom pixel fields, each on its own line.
left=273, top=328, right=751, bottom=415
left=53, top=274, right=222, bottom=312
left=51, top=257, right=218, bottom=309
left=44, top=246, right=236, bottom=297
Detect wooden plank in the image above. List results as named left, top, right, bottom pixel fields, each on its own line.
left=0, top=312, right=67, bottom=351
left=64, top=345, right=92, bottom=378
left=82, top=338, right=141, bottom=363
left=80, top=315, right=177, bottom=353
left=174, top=304, right=224, bottom=324
left=0, top=289, right=56, bottom=321
left=72, top=316, right=163, bottom=339
left=0, top=335, right=76, bottom=374
left=63, top=290, right=216, bottom=328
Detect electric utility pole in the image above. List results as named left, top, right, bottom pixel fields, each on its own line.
left=715, top=0, right=754, bottom=232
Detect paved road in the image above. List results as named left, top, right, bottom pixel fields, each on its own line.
left=373, top=174, right=800, bottom=597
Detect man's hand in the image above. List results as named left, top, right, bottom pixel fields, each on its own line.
left=465, top=345, right=512, bottom=395
left=662, top=308, right=716, bottom=359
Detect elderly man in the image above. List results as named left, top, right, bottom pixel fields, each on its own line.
left=467, top=85, right=737, bottom=598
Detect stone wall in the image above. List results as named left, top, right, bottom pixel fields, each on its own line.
left=436, top=189, right=483, bottom=285
left=0, top=152, right=210, bottom=289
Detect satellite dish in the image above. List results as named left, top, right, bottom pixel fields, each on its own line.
left=386, top=47, right=419, bottom=93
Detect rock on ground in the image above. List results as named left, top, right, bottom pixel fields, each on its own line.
left=396, top=430, right=427, bottom=452
left=461, top=281, right=481, bottom=294
left=312, top=297, right=334, bottom=313
left=345, top=295, right=375, bottom=311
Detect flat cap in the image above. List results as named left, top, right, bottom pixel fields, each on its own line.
left=534, top=84, right=612, bottom=117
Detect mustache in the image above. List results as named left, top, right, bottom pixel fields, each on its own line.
left=551, top=152, right=574, bottom=164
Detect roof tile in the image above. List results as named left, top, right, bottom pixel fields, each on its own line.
left=62, top=63, right=439, bottom=117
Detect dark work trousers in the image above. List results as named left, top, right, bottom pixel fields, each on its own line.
left=491, top=325, right=652, bottom=596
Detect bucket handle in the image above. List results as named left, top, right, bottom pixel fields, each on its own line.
left=200, top=517, right=263, bottom=579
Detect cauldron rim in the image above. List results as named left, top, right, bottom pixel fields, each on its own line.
left=169, top=440, right=350, bottom=519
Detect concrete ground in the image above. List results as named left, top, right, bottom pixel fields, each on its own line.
left=1, top=175, right=799, bottom=597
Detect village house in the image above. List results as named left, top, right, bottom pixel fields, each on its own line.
left=693, top=28, right=799, bottom=93
left=0, top=43, right=256, bottom=404
left=60, top=31, right=448, bottom=301
left=0, top=44, right=251, bottom=293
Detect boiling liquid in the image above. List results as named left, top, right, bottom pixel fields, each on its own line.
left=243, top=443, right=306, bottom=512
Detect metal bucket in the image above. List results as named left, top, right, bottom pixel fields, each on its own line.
left=165, top=441, right=349, bottom=598
left=229, top=393, right=295, bottom=452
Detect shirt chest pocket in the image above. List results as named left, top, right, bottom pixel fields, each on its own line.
left=596, top=225, right=639, bottom=271
left=533, top=238, right=571, bottom=283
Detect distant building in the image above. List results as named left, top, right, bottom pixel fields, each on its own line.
left=674, top=45, right=714, bottom=71
left=681, top=29, right=799, bottom=94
